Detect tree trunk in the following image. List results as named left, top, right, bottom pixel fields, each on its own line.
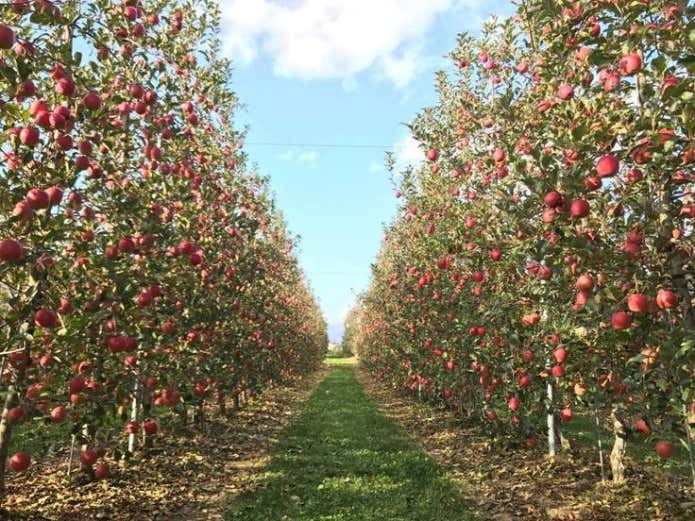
left=217, top=392, right=226, bottom=416
left=127, top=375, right=140, bottom=454
left=546, top=371, right=557, bottom=457
left=194, top=400, right=204, bottom=425
left=0, top=375, right=20, bottom=506
left=610, top=407, right=627, bottom=483
left=594, top=405, right=607, bottom=482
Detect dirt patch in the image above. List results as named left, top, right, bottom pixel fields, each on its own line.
left=357, top=368, right=693, bottom=521
left=2, top=366, right=330, bottom=521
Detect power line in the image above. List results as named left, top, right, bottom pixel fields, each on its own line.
left=245, top=142, right=394, bottom=150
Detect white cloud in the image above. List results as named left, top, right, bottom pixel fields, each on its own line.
left=280, top=149, right=319, bottom=164
left=219, top=0, right=453, bottom=89
left=369, top=161, right=383, bottom=174
left=392, top=133, right=423, bottom=172
left=279, top=150, right=295, bottom=161
left=298, top=150, right=319, bottom=164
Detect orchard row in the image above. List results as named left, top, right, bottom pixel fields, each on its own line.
left=346, top=0, right=694, bottom=485
left=0, top=0, right=326, bottom=504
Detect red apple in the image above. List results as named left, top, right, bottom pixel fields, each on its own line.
left=543, top=191, right=563, bottom=208
left=118, top=237, right=136, bottom=253
left=570, top=199, right=590, bottom=218
left=94, top=462, right=110, bottom=479
left=575, top=273, right=594, bottom=291
left=655, top=441, right=675, bottom=459
left=7, top=406, right=25, bottom=424
left=143, top=420, right=158, bottom=435
left=0, top=239, right=24, bottom=263
left=655, top=289, right=677, bottom=310
left=611, top=311, right=631, bottom=330
left=82, top=91, right=102, bottom=111
left=19, top=127, right=40, bottom=147
left=50, top=405, right=67, bottom=423
left=426, top=149, right=439, bottom=162
left=81, top=449, right=98, bottom=467
left=620, top=53, right=642, bottom=75
left=557, top=84, right=574, bottom=100
left=0, top=24, right=15, bottom=49
left=34, top=307, right=57, bottom=328
left=627, top=293, right=649, bottom=313
left=508, top=396, right=520, bottom=411
left=634, top=418, right=650, bottom=434
left=9, top=451, right=31, bottom=472
left=595, top=155, right=619, bottom=177
left=560, top=408, right=573, bottom=422
left=26, top=188, right=50, bottom=209
left=553, top=346, right=567, bottom=364
left=68, top=375, right=86, bottom=394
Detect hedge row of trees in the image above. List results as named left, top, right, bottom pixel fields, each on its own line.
left=347, top=0, right=694, bottom=485
left=1, top=0, right=326, bottom=503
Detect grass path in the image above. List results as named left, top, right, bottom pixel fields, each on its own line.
left=226, top=358, right=476, bottom=521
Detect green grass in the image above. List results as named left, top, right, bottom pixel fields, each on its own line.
left=226, top=364, right=477, bottom=521
left=325, top=350, right=353, bottom=359
left=325, top=356, right=358, bottom=367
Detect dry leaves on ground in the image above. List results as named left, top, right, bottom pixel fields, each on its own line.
left=357, top=368, right=693, bottom=521
left=2, top=366, right=330, bottom=521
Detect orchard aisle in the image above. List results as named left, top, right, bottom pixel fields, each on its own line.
left=225, top=357, right=476, bottom=521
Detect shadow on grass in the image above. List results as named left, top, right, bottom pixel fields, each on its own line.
left=226, top=366, right=477, bottom=521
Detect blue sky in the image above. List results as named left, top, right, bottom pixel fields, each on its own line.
left=219, top=1, right=513, bottom=341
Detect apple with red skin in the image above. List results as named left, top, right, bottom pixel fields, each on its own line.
left=656, top=289, right=677, bottom=310
left=557, top=84, right=574, bottom=100
left=81, top=449, right=99, bottom=467
left=560, top=408, right=573, bottom=422
left=50, top=406, right=67, bottom=423
left=595, top=155, right=619, bottom=177
left=611, top=311, right=631, bottom=330
left=426, top=149, right=439, bottom=162
left=543, top=191, right=563, bottom=208
left=118, top=237, right=136, bottom=253
left=575, top=274, right=594, bottom=291
left=0, top=24, right=15, bottom=49
left=489, top=248, right=502, bottom=261
left=508, top=396, right=520, bottom=411
left=68, top=375, right=86, bottom=394
left=627, top=293, right=649, bottom=313
left=655, top=441, right=675, bottom=459
left=620, top=53, right=642, bottom=75
left=553, top=346, right=567, bottom=364
left=551, top=364, right=565, bottom=378
left=9, top=451, right=31, bottom=473
left=26, top=188, right=50, bottom=209
left=82, top=91, right=102, bottom=111
left=45, top=186, right=64, bottom=205
left=0, top=239, right=24, bottom=263
left=143, top=420, right=158, bottom=435
left=492, top=147, right=505, bottom=162
left=34, top=308, right=58, bottom=328
left=124, top=420, right=139, bottom=434
left=94, top=462, right=110, bottom=479
left=570, top=199, right=590, bottom=218
left=634, top=418, right=650, bottom=434
left=7, top=407, right=25, bottom=424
